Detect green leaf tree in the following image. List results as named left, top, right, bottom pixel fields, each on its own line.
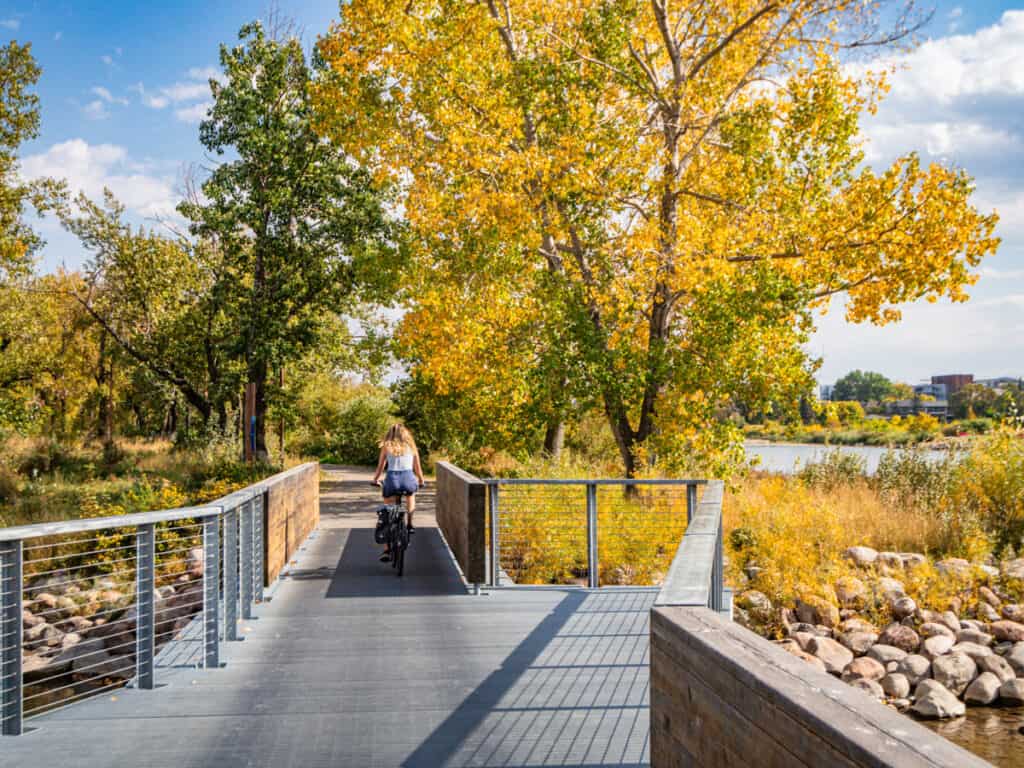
left=181, top=21, right=392, bottom=459
left=832, top=370, right=894, bottom=403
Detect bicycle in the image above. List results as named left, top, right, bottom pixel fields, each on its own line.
left=373, top=486, right=412, bottom=577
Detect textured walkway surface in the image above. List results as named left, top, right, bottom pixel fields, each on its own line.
left=2, top=466, right=654, bottom=768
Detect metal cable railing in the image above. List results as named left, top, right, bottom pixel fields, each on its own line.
left=0, top=467, right=293, bottom=736
left=485, top=479, right=706, bottom=589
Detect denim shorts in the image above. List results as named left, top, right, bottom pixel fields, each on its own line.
left=382, top=470, right=418, bottom=497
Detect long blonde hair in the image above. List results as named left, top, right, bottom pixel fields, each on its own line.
left=381, top=423, right=417, bottom=456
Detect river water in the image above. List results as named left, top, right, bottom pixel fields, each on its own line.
left=919, top=706, right=1024, bottom=766
left=743, top=441, right=947, bottom=475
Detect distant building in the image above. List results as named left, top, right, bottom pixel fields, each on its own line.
left=976, top=376, right=1021, bottom=391
left=931, top=374, right=973, bottom=399
left=819, top=384, right=834, bottom=401
left=914, top=382, right=947, bottom=399
left=887, top=398, right=949, bottom=420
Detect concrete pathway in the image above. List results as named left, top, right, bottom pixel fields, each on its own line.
left=1, top=466, right=654, bottom=767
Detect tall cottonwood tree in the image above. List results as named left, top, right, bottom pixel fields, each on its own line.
left=316, top=0, right=998, bottom=475
left=182, top=21, right=391, bottom=459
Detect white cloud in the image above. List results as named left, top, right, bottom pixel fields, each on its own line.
left=20, top=139, right=180, bottom=221
left=174, top=102, right=211, bottom=124
left=187, top=67, right=221, bottom=82
left=82, top=100, right=109, bottom=121
left=814, top=11, right=1024, bottom=384
left=54, top=31, right=62, bottom=41
left=0, top=19, right=20, bottom=30
left=135, top=69, right=216, bottom=111
left=90, top=86, right=129, bottom=106
left=101, top=55, right=114, bottom=66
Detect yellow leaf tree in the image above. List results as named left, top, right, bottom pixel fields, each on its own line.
left=315, top=0, right=998, bottom=475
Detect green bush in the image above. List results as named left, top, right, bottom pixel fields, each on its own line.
left=798, top=449, right=866, bottom=489
left=952, top=427, right=1024, bottom=555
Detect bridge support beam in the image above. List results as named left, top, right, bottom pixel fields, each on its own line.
left=240, top=500, right=253, bottom=620
left=585, top=483, right=599, bottom=589
left=224, top=507, right=239, bottom=640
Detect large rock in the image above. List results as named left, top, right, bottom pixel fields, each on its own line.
left=931, top=652, right=977, bottom=697
left=737, top=590, right=773, bottom=622
left=949, top=642, right=993, bottom=663
left=938, top=611, right=961, bottom=634
left=834, top=577, right=867, bottom=608
left=839, top=631, right=878, bottom=656
left=850, top=677, right=885, bottom=700
left=976, top=653, right=1016, bottom=683
left=867, top=644, right=908, bottom=665
left=956, top=628, right=993, bottom=646
left=936, top=558, right=971, bottom=577
left=878, top=623, right=920, bottom=653
left=1001, top=558, right=1024, bottom=580
left=896, top=654, right=932, bottom=687
left=807, top=636, right=854, bottom=675
left=878, top=552, right=904, bottom=569
left=999, top=679, right=1024, bottom=704
left=1002, top=604, right=1024, bottom=622
left=890, top=596, right=917, bottom=620
left=186, top=547, right=205, bottom=577
left=841, top=617, right=878, bottom=634
left=978, top=602, right=1001, bottom=622
left=1004, top=642, right=1024, bottom=676
left=921, top=634, right=954, bottom=660
left=875, top=577, right=905, bottom=599
left=881, top=673, right=910, bottom=699
left=990, top=620, right=1024, bottom=643
left=900, top=553, right=927, bottom=569
left=22, top=609, right=43, bottom=629
left=842, top=656, right=885, bottom=683
left=795, top=597, right=840, bottom=629
left=777, top=641, right=828, bottom=673
left=979, top=586, right=1001, bottom=607
left=911, top=680, right=965, bottom=719
left=844, top=546, right=878, bottom=567
left=919, top=622, right=954, bottom=639
left=964, top=672, right=1002, bottom=706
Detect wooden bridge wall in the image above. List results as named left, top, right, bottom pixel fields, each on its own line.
left=650, top=606, right=990, bottom=767
left=263, top=463, right=320, bottom=586
left=434, top=461, right=486, bottom=585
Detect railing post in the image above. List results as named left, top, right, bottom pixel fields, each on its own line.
left=240, top=499, right=253, bottom=620
left=0, top=540, right=23, bottom=736
left=202, top=516, right=220, bottom=669
left=224, top=506, right=239, bottom=641
left=711, top=516, right=724, bottom=613
left=136, top=523, right=155, bottom=690
left=253, top=493, right=265, bottom=603
left=586, top=483, right=599, bottom=588
left=489, top=484, right=500, bottom=587
left=686, top=482, right=697, bottom=525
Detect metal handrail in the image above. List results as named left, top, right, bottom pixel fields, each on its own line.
left=0, top=461, right=316, bottom=736
left=485, top=477, right=710, bottom=591
left=654, top=480, right=726, bottom=613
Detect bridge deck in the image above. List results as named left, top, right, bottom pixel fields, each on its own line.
left=2, top=467, right=653, bottom=768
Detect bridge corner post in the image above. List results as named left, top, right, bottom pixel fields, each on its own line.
left=136, top=523, right=156, bottom=690
left=686, top=483, right=697, bottom=525
left=488, top=483, right=500, bottom=587
left=586, top=483, right=599, bottom=589
left=224, top=506, right=239, bottom=641
left=240, top=500, right=253, bottom=620
left=710, top=516, right=724, bottom=613
left=202, top=516, right=220, bottom=669
left=0, top=539, right=23, bottom=735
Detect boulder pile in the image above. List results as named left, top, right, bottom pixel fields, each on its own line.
left=736, top=549, right=1024, bottom=719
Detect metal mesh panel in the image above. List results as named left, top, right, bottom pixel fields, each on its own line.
left=495, top=485, right=589, bottom=586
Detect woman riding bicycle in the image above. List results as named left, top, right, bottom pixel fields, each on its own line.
left=372, top=424, right=425, bottom=562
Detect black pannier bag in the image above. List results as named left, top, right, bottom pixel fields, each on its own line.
left=374, top=506, right=390, bottom=544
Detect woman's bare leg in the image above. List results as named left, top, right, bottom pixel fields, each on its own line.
left=407, top=494, right=416, bottom=527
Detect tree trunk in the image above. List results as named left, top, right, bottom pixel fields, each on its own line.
left=250, top=359, right=269, bottom=461
left=543, top=420, right=565, bottom=459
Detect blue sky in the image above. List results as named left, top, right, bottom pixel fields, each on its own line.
left=5, top=1, right=1024, bottom=386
